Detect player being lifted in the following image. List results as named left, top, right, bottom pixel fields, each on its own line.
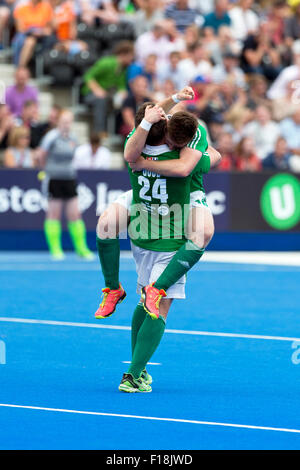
left=117, top=102, right=221, bottom=392
left=95, top=88, right=221, bottom=322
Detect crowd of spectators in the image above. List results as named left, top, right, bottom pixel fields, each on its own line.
left=0, top=0, right=300, bottom=172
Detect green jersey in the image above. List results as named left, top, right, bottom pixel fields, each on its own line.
left=125, top=124, right=209, bottom=252
left=188, top=125, right=210, bottom=192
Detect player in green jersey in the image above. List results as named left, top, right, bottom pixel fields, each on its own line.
left=95, top=95, right=220, bottom=321
left=117, top=104, right=221, bottom=392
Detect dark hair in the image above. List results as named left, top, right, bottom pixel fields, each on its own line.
left=167, top=111, right=198, bottom=147
left=113, top=40, right=135, bottom=56
left=89, top=132, right=101, bottom=145
left=135, top=102, right=167, bottom=146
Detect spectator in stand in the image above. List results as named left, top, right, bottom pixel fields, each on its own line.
left=135, top=19, right=184, bottom=68
left=206, top=25, right=241, bottom=67
left=0, top=104, right=15, bottom=151
left=183, top=24, right=200, bottom=53
left=127, top=0, right=164, bottom=37
left=242, top=104, right=281, bottom=160
left=215, top=132, right=237, bottom=171
left=164, top=0, right=202, bottom=34
left=271, top=80, right=299, bottom=121
left=78, top=0, right=119, bottom=26
left=30, top=103, right=62, bottom=148
left=212, top=50, right=246, bottom=89
left=203, top=0, right=231, bottom=34
left=246, top=74, right=270, bottom=110
left=0, top=0, right=14, bottom=48
left=73, top=133, right=112, bottom=169
left=224, top=101, right=253, bottom=143
left=262, top=136, right=292, bottom=170
left=13, top=0, right=55, bottom=67
left=51, top=0, right=87, bottom=55
left=157, top=51, right=183, bottom=90
left=3, top=126, right=36, bottom=168
left=267, top=39, right=300, bottom=100
left=235, top=136, right=262, bottom=172
left=241, top=21, right=283, bottom=81
left=268, top=0, right=289, bottom=49
left=5, top=67, right=38, bottom=118
left=16, top=100, right=42, bottom=148
left=82, top=40, right=135, bottom=134
left=229, top=0, right=259, bottom=43
left=177, top=40, right=213, bottom=89
left=119, top=75, right=151, bottom=137
left=279, top=109, right=300, bottom=157
left=127, top=53, right=158, bottom=88
left=284, top=1, right=300, bottom=47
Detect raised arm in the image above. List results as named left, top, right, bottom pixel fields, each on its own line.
left=124, top=104, right=166, bottom=163
left=157, top=86, right=195, bottom=115
left=124, top=87, right=195, bottom=163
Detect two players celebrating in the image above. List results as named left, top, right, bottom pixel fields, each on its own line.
left=94, top=87, right=221, bottom=392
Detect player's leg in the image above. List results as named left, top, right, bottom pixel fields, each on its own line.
left=142, top=192, right=214, bottom=317
left=44, top=198, right=64, bottom=259
left=95, top=192, right=131, bottom=319
left=119, top=247, right=185, bottom=392
left=119, top=297, right=172, bottom=393
left=66, top=195, right=94, bottom=260
left=44, top=179, right=65, bottom=259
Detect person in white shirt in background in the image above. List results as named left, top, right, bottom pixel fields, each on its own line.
left=73, top=133, right=112, bottom=169
left=177, top=40, right=213, bottom=88
left=242, top=104, right=281, bottom=160
left=134, top=19, right=184, bottom=69
left=229, top=0, right=259, bottom=43
left=267, top=39, right=300, bottom=101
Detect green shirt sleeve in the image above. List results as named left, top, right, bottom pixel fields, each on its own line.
left=83, top=56, right=127, bottom=94
left=187, top=124, right=208, bottom=153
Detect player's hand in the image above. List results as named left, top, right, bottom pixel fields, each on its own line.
left=129, top=156, right=145, bottom=172
left=176, top=86, right=195, bottom=101
left=144, top=104, right=166, bottom=124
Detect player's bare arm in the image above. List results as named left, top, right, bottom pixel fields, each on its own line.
left=129, top=145, right=222, bottom=177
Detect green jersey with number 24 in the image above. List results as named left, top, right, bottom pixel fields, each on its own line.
left=125, top=124, right=210, bottom=252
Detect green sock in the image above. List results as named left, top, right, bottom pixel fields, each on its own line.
left=154, top=240, right=205, bottom=292
left=44, top=219, right=63, bottom=256
left=68, top=219, right=91, bottom=256
left=128, top=315, right=165, bottom=379
left=131, top=302, right=147, bottom=356
left=96, top=236, right=120, bottom=290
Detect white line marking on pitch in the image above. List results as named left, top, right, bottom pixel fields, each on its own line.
left=0, top=317, right=299, bottom=343
left=122, top=361, right=161, bottom=365
left=0, top=403, right=299, bottom=435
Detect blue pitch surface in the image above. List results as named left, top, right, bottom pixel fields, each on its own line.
left=0, top=252, right=300, bottom=450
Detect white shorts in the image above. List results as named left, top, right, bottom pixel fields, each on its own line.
left=131, top=242, right=186, bottom=299
left=114, top=189, right=211, bottom=211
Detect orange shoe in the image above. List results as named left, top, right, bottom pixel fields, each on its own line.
left=95, top=284, right=126, bottom=319
left=141, top=283, right=167, bottom=320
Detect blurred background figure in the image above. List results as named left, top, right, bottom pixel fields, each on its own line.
left=82, top=40, right=134, bottom=135
left=12, top=0, right=56, bottom=66
left=262, top=136, right=293, bottom=170
left=5, top=67, right=39, bottom=118
left=235, top=136, right=262, bottom=172
left=36, top=109, right=94, bottom=260
left=119, top=74, right=151, bottom=137
left=73, top=133, right=112, bottom=169
left=3, top=126, right=35, bottom=168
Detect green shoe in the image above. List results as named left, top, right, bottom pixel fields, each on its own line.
left=78, top=249, right=95, bottom=260
left=118, top=373, right=152, bottom=393
left=140, top=369, right=152, bottom=385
